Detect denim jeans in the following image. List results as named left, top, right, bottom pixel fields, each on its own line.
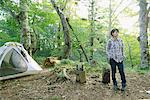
left=110, top=58, right=126, bottom=88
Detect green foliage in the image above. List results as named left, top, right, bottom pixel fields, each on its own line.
left=69, top=18, right=107, bottom=62
left=60, top=59, right=75, bottom=65
left=122, top=34, right=140, bottom=67
left=28, top=1, right=64, bottom=57
left=137, top=68, right=150, bottom=75
left=0, top=17, right=20, bottom=46
left=0, top=0, right=20, bottom=46
left=124, top=8, right=138, bottom=16
left=33, top=55, right=45, bottom=65
left=0, top=0, right=147, bottom=74
left=126, top=65, right=150, bottom=75
left=85, top=66, right=102, bottom=73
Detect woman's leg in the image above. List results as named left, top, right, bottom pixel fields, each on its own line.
left=117, top=62, right=126, bottom=89
left=110, top=59, right=117, bottom=86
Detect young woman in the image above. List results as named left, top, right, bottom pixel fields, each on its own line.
left=106, top=28, right=126, bottom=91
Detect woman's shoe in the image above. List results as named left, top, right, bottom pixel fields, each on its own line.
left=113, top=85, right=119, bottom=91
left=121, top=87, right=126, bottom=91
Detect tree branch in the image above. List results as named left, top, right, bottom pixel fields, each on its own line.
left=66, top=18, right=89, bottom=62
left=111, top=0, right=125, bottom=16
left=111, top=2, right=132, bottom=23
left=61, top=0, right=68, bottom=11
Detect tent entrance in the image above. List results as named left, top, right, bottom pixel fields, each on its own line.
left=0, top=49, right=28, bottom=77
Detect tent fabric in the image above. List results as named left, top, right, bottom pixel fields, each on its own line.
left=0, top=42, right=42, bottom=80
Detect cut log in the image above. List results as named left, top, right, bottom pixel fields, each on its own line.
left=76, top=64, right=86, bottom=83
left=76, top=70, right=86, bottom=83
left=43, top=57, right=60, bottom=67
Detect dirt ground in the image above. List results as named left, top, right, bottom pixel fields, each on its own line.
left=0, top=69, right=150, bottom=100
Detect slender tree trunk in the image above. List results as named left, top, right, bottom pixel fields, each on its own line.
left=123, top=34, right=133, bottom=67
left=57, top=23, right=62, bottom=53
left=90, top=36, right=94, bottom=60
left=66, top=18, right=89, bottom=62
left=20, top=0, right=32, bottom=55
left=108, top=0, right=112, bottom=39
left=139, top=0, right=149, bottom=68
left=90, top=0, right=94, bottom=60
left=51, top=0, right=71, bottom=59
left=127, top=40, right=133, bottom=67
left=31, top=14, right=38, bottom=54
left=89, top=0, right=96, bottom=60
left=31, top=29, right=37, bottom=54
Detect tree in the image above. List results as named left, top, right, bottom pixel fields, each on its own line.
left=20, top=0, right=32, bottom=55
left=108, top=0, right=112, bottom=38
left=0, top=0, right=32, bottom=55
left=88, top=0, right=97, bottom=60
left=139, top=0, right=150, bottom=68
left=50, top=0, right=71, bottom=59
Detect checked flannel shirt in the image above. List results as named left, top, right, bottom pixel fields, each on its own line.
left=106, top=38, right=125, bottom=63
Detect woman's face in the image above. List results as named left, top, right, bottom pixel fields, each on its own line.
left=112, top=31, right=118, bottom=37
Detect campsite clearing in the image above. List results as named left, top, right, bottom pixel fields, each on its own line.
left=1, top=68, right=150, bottom=100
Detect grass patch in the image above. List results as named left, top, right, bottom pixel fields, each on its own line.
left=60, top=59, right=75, bottom=65
left=51, top=95, right=61, bottom=100
left=126, top=66, right=150, bottom=74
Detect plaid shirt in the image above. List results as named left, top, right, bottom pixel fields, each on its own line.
left=106, top=38, right=124, bottom=63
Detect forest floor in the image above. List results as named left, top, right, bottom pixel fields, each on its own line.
left=1, top=65, right=150, bottom=100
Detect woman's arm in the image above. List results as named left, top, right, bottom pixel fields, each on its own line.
left=106, top=40, right=111, bottom=59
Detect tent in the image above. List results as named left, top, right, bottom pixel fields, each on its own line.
left=0, top=42, right=42, bottom=80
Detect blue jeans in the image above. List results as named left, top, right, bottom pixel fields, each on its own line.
left=110, top=58, right=126, bottom=88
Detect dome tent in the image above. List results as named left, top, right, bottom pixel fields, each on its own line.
left=0, top=42, right=42, bottom=80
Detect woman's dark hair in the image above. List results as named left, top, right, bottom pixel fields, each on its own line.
left=110, top=28, right=119, bottom=36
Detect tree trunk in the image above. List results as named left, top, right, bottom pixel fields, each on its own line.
left=66, top=18, right=89, bottom=62
left=108, top=0, right=112, bottom=39
left=31, top=29, right=38, bottom=54
left=88, top=0, right=96, bottom=60
left=127, top=40, right=133, bottom=67
left=90, top=36, right=94, bottom=60
left=139, top=0, right=149, bottom=68
left=20, top=0, right=32, bottom=55
left=31, top=14, right=38, bottom=54
left=51, top=0, right=71, bottom=59
left=57, top=23, right=62, bottom=59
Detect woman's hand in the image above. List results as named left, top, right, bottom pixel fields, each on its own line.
left=107, top=57, right=110, bottom=63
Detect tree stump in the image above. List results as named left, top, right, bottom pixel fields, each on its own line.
left=57, top=68, right=71, bottom=82
left=102, top=68, right=110, bottom=84
left=75, top=64, right=86, bottom=83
